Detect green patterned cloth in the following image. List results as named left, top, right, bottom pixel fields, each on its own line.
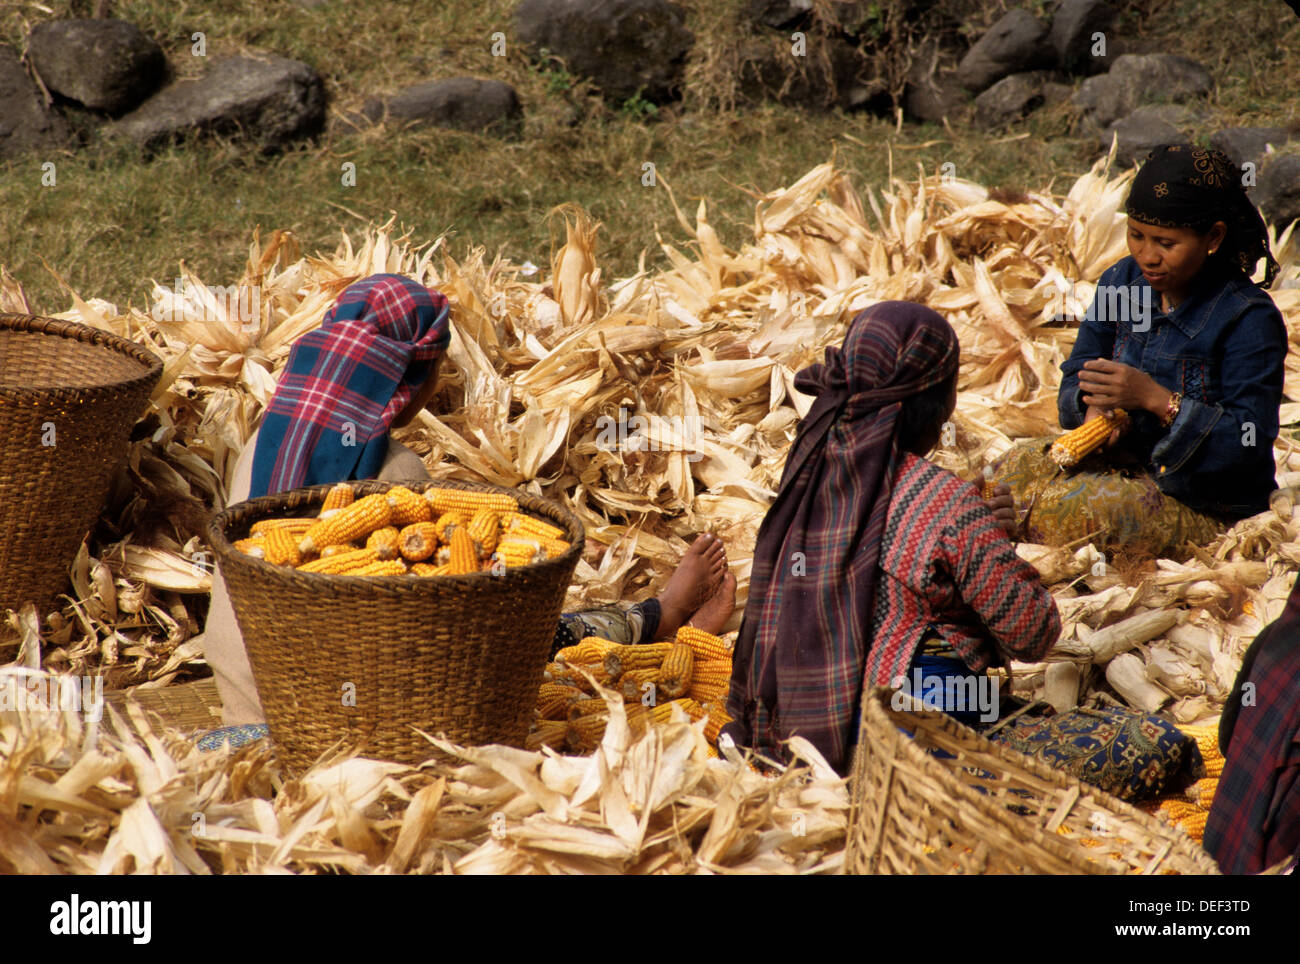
left=989, top=437, right=1229, bottom=557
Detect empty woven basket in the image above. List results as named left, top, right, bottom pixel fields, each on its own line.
left=845, top=687, right=1220, bottom=875
left=0, top=314, right=161, bottom=630
left=207, top=478, right=584, bottom=773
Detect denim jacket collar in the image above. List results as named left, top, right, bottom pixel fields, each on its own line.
left=1151, top=266, right=1240, bottom=339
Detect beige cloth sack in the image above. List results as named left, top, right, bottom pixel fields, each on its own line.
left=200, top=429, right=430, bottom=725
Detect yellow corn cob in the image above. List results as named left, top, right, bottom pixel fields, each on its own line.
left=676, top=626, right=733, bottom=662
left=249, top=517, right=316, bottom=537
left=299, top=493, right=392, bottom=553
left=554, top=636, right=620, bottom=666
left=568, top=698, right=610, bottom=720
left=1049, top=409, right=1127, bottom=467
left=619, top=668, right=660, bottom=704
left=981, top=473, right=997, bottom=500
left=398, top=522, right=439, bottom=562
left=604, top=642, right=674, bottom=679
left=351, top=560, right=409, bottom=578
left=542, top=538, right=571, bottom=559
left=566, top=715, right=607, bottom=751
left=320, top=483, right=355, bottom=513
left=425, top=487, right=519, bottom=517
left=234, top=537, right=266, bottom=556
left=410, top=562, right=441, bottom=576
left=260, top=526, right=303, bottom=567
left=447, top=527, right=478, bottom=575
left=320, top=543, right=358, bottom=558
left=538, top=682, right=586, bottom=702
left=689, top=682, right=729, bottom=706
left=386, top=485, right=433, bottom=525
left=525, top=720, right=569, bottom=752
left=626, top=702, right=649, bottom=739
left=365, top=525, right=401, bottom=560
left=297, top=546, right=381, bottom=574
left=704, top=708, right=732, bottom=743
left=494, top=540, right=546, bottom=567
left=503, top=512, right=565, bottom=542
left=431, top=511, right=468, bottom=542
left=656, top=642, right=695, bottom=699
left=467, top=508, right=501, bottom=556
left=536, top=695, right=576, bottom=720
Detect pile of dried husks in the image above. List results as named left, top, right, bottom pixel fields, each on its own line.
left=3, top=141, right=1300, bottom=872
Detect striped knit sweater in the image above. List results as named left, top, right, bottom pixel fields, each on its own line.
left=863, top=452, right=1061, bottom=687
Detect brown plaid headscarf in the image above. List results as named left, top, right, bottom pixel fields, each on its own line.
left=1125, top=144, right=1280, bottom=288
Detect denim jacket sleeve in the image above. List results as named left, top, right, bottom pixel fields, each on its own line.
left=1058, top=264, right=1121, bottom=430
left=1150, top=300, right=1287, bottom=478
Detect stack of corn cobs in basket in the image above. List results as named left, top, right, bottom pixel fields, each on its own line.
left=530, top=627, right=736, bottom=757
left=233, top=483, right=571, bottom=576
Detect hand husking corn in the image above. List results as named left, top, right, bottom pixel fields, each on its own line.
left=531, top=626, right=736, bottom=755
left=231, top=483, right=567, bottom=579
left=1049, top=409, right=1128, bottom=467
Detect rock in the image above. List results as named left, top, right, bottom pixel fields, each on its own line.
left=746, top=0, right=812, bottom=29
left=109, top=55, right=325, bottom=151
left=738, top=34, right=879, bottom=111
left=27, top=18, right=165, bottom=115
left=1209, top=126, right=1294, bottom=171
left=515, top=0, right=693, bottom=104
left=1048, top=0, right=1116, bottom=74
left=903, top=68, right=967, bottom=125
left=1103, top=104, right=1195, bottom=166
left=0, top=43, right=72, bottom=159
left=974, top=71, right=1051, bottom=127
left=956, top=9, right=1050, bottom=92
left=1042, top=81, right=1075, bottom=106
left=353, top=78, right=523, bottom=135
left=1255, top=153, right=1300, bottom=229
left=1072, top=53, right=1212, bottom=128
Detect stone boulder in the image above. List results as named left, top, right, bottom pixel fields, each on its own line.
left=1072, top=53, right=1212, bottom=128
left=1255, top=153, right=1300, bottom=229
left=956, top=9, right=1050, bottom=92
left=109, top=55, right=325, bottom=151
left=1102, top=104, right=1195, bottom=166
left=0, top=43, right=72, bottom=159
left=28, top=18, right=165, bottom=115
left=973, top=71, right=1052, bottom=128
left=1048, top=0, right=1116, bottom=74
left=1209, top=126, right=1294, bottom=172
left=746, top=0, right=812, bottom=29
left=737, top=34, right=878, bottom=111
left=354, top=78, right=523, bottom=135
left=515, top=0, right=693, bottom=104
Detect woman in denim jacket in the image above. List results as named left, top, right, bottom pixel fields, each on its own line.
left=993, top=145, right=1285, bottom=557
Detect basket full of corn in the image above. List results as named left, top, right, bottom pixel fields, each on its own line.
left=206, top=478, right=584, bottom=771
left=0, top=314, right=162, bottom=639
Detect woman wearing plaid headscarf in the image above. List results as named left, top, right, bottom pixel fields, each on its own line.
left=991, top=145, right=1288, bottom=557
left=201, top=275, right=732, bottom=748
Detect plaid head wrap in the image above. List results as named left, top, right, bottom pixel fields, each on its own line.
left=723, top=302, right=959, bottom=773
left=1125, top=144, right=1280, bottom=288
left=248, top=274, right=451, bottom=498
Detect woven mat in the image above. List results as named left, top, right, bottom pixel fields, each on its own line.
left=103, top=678, right=223, bottom=737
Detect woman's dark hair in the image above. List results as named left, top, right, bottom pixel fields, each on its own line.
left=897, top=372, right=956, bottom=454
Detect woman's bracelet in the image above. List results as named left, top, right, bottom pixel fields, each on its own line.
left=1160, top=391, right=1183, bottom=428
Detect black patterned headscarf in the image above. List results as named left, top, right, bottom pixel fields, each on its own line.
left=1124, top=144, right=1280, bottom=288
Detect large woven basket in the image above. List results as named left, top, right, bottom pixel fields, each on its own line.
left=207, top=479, right=584, bottom=772
left=845, top=687, right=1220, bottom=875
left=0, top=314, right=162, bottom=631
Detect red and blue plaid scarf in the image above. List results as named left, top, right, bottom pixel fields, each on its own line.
left=248, top=274, right=450, bottom=498
left=723, top=301, right=959, bottom=772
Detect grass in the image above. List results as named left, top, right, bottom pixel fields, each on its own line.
left=2, top=0, right=1298, bottom=313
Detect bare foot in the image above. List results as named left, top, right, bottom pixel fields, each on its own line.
left=655, top=534, right=727, bottom=641
left=686, top=571, right=736, bottom=637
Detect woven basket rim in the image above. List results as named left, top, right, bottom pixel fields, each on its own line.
left=0, top=312, right=164, bottom=401
left=206, top=477, right=585, bottom=588
left=851, top=686, right=1220, bottom=875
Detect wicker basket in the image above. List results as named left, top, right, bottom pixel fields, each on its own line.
left=845, top=687, right=1220, bottom=875
left=207, top=479, right=584, bottom=772
left=0, top=314, right=162, bottom=632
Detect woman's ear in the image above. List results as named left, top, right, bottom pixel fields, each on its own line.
left=1208, top=220, right=1228, bottom=253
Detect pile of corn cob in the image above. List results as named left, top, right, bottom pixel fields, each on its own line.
left=527, top=625, right=735, bottom=755
left=233, top=483, right=570, bottom=578
left=1143, top=723, right=1222, bottom=842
